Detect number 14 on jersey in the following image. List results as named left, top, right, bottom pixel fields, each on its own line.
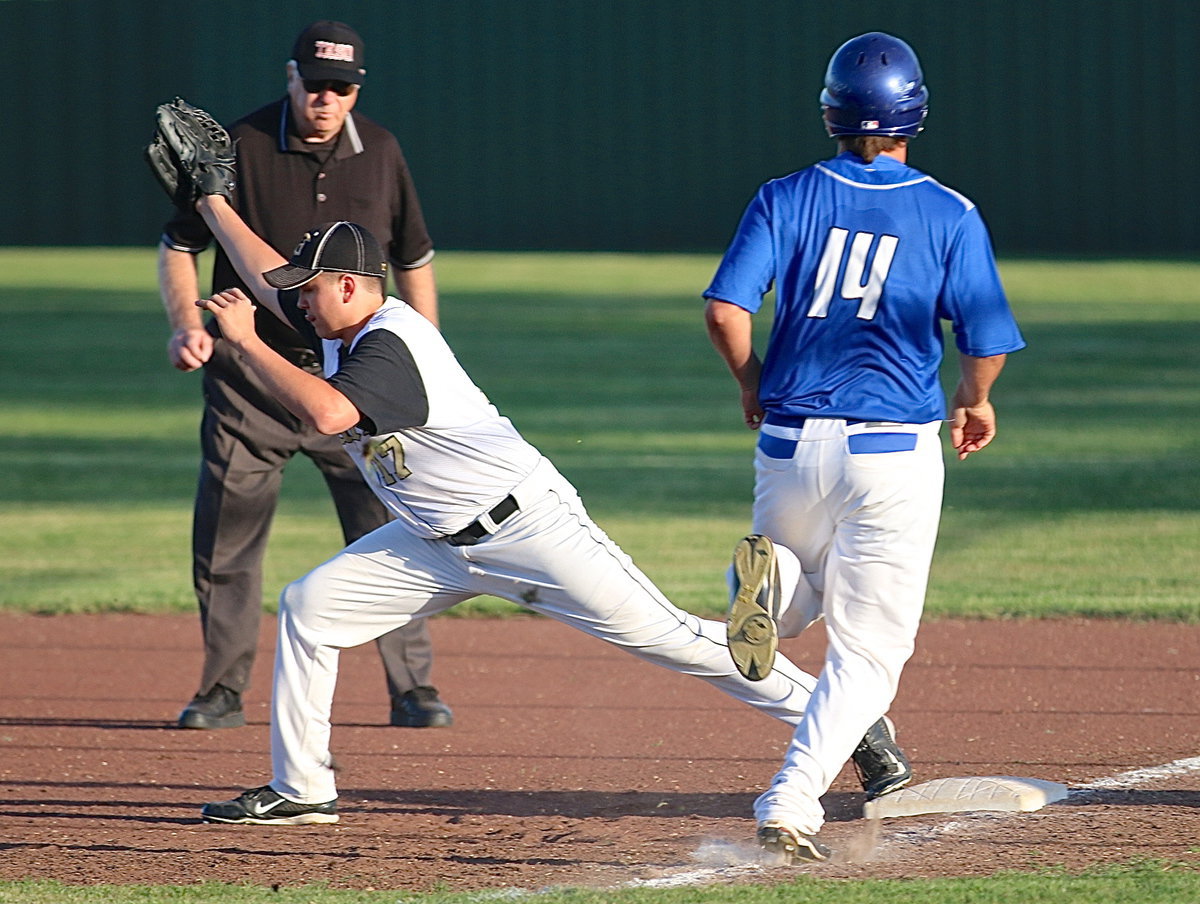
left=808, top=227, right=899, bottom=321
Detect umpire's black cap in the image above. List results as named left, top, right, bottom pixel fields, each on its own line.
left=291, top=20, right=366, bottom=85
left=263, top=222, right=388, bottom=289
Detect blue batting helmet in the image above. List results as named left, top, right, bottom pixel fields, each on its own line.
left=820, top=32, right=928, bottom=137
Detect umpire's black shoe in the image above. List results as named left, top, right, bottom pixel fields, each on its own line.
left=852, top=716, right=912, bottom=800
left=177, top=684, right=245, bottom=730
left=201, top=785, right=338, bottom=825
left=389, top=686, right=454, bottom=727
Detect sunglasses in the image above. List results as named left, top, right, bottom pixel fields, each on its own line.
left=302, top=79, right=357, bottom=97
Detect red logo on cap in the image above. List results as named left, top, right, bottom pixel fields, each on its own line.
left=314, top=41, right=355, bottom=63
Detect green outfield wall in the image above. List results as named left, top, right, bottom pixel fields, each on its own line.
left=7, top=0, right=1196, bottom=255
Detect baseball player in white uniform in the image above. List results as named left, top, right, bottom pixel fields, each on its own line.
left=187, top=192, right=906, bottom=827
left=705, top=33, right=1025, bottom=862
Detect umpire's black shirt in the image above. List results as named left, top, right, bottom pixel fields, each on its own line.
left=162, top=97, right=434, bottom=363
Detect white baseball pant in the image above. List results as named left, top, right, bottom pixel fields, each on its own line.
left=269, top=457, right=820, bottom=803
left=746, top=417, right=945, bottom=835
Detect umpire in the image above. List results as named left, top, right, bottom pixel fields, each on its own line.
left=156, top=20, right=453, bottom=730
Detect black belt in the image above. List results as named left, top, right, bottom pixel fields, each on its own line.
left=445, top=495, right=519, bottom=547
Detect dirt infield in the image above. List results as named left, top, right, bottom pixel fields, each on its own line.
left=2, top=613, right=1198, bottom=892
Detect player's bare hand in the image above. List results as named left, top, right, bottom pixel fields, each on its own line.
left=741, top=388, right=764, bottom=430
left=197, top=289, right=258, bottom=347
left=950, top=400, right=996, bottom=460
left=168, top=327, right=213, bottom=372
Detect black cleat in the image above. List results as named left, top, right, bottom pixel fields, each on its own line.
left=201, top=785, right=338, bottom=825
left=852, top=716, right=912, bottom=800
left=726, top=535, right=782, bottom=681
left=177, top=684, right=245, bottom=730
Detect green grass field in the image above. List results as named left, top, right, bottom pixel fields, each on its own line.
left=1, top=249, right=1196, bottom=620
left=0, top=249, right=1198, bottom=902
left=4, top=862, right=1200, bottom=904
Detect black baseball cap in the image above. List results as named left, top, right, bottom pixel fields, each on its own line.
left=291, top=20, right=366, bottom=85
left=263, top=222, right=389, bottom=289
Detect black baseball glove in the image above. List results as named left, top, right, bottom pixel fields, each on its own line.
left=144, top=97, right=236, bottom=207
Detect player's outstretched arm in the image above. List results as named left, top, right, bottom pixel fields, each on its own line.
left=195, top=195, right=291, bottom=327
left=950, top=353, right=1007, bottom=460
left=705, top=298, right=765, bottom=429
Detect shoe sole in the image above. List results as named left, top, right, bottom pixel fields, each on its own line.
left=201, top=812, right=339, bottom=826
left=726, top=535, right=780, bottom=681
left=178, top=711, right=246, bottom=730
left=389, top=713, right=454, bottom=728
left=865, top=773, right=912, bottom=800
left=757, top=824, right=830, bottom=864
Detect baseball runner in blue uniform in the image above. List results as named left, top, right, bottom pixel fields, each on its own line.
left=176, top=190, right=909, bottom=827
left=705, top=32, right=1026, bottom=862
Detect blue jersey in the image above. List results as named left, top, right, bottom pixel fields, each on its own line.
left=704, top=152, right=1025, bottom=423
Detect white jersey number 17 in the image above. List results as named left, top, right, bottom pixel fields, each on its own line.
left=363, top=435, right=413, bottom=486
left=808, top=227, right=899, bottom=321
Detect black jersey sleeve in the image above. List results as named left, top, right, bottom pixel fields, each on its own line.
left=327, top=330, right=430, bottom=433
left=161, top=204, right=212, bottom=253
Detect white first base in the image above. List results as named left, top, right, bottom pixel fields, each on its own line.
left=863, top=776, right=1069, bottom=820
